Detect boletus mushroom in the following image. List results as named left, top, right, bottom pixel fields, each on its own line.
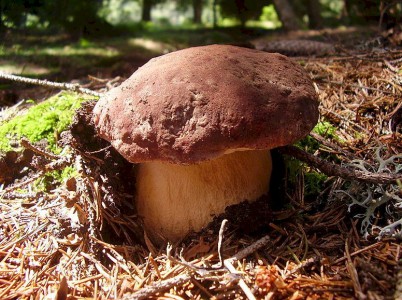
left=93, top=45, right=319, bottom=244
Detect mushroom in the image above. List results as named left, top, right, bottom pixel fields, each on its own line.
left=93, top=45, right=319, bottom=244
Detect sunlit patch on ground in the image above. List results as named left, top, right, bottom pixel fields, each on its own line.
left=0, top=60, right=52, bottom=76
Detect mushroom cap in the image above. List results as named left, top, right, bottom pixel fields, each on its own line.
left=93, top=45, right=319, bottom=164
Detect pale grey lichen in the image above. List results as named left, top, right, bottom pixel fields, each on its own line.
left=334, top=147, right=402, bottom=239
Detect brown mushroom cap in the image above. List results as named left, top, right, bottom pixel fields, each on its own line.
left=93, top=45, right=319, bottom=164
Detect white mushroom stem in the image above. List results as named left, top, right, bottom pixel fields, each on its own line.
left=135, top=149, right=272, bottom=244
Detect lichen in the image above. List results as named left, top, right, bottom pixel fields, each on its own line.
left=334, top=147, right=402, bottom=238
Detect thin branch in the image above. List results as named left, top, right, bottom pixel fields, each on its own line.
left=20, top=138, right=61, bottom=160
left=217, top=219, right=228, bottom=268
left=320, top=79, right=396, bottom=95
left=345, top=238, right=364, bottom=299
left=225, top=235, right=271, bottom=263
left=283, top=256, right=319, bottom=280
left=165, top=244, right=223, bottom=275
left=1, top=155, right=71, bottom=194
left=278, top=145, right=402, bottom=185
left=121, top=274, right=191, bottom=300
left=0, top=192, right=44, bottom=200
left=0, top=71, right=102, bottom=97
left=395, top=260, right=402, bottom=300
left=133, top=234, right=271, bottom=300
left=217, top=219, right=256, bottom=300
left=319, top=107, right=370, bottom=134
left=309, top=132, right=358, bottom=160
left=221, top=235, right=271, bottom=300
left=223, top=259, right=256, bottom=300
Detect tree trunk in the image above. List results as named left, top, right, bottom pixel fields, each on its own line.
left=0, top=9, right=3, bottom=33
left=272, top=0, right=302, bottom=31
left=236, top=0, right=247, bottom=28
left=192, top=0, right=203, bottom=24
left=0, top=0, right=8, bottom=33
left=306, top=0, right=323, bottom=29
left=343, top=0, right=352, bottom=16
left=142, top=0, right=152, bottom=22
left=212, top=0, right=218, bottom=28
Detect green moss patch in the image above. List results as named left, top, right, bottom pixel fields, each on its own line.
left=297, top=121, right=343, bottom=153
left=0, top=91, right=95, bottom=153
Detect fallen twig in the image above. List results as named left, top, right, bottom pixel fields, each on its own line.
left=133, top=234, right=271, bottom=300
left=217, top=219, right=228, bottom=268
left=395, top=259, right=402, bottom=300
left=220, top=234, right=271, bottom=300
left=321, top=79, right=397, bottom=95
left=309, top=132, right=358, bottom=160
left=278, top=145, right=402, bottom=185
left=218, top=219, right=256, bottom=300
left=166, top=244, right=225, bottom=275
left=225, top=235, right=271, bottom=263
left=283, top=256, right=320, bottom=280
left=1, top=154, right=71, bottom=194
left=20, top=138, right=61, bottom=160
left=345, top=238, right=364, bottom=300
left=0, top=71, right=102, bottom=97
left=121, top=274, right=191, bottom=300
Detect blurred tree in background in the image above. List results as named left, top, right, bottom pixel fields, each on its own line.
left=176, top=0, right=205, bottom=24
left=218, top=0, right=266, bottom=28
left=192, top=0, right=203, bottom=24
left=0, top=0, right=400, bottom=37
left=0, top=0, right=111, bottom=37
left=272, top=0, right=301, bottom=30
left=342, top=0, right=401, bottom=28
left=0, top=0, right=39, bottom=31
left=44, top=0, right=112, bottom=37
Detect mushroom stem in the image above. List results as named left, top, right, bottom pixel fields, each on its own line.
left=135, top=150, right=272, bottom=244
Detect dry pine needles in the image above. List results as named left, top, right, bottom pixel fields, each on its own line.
left=0, top=43, right=401, bottom=299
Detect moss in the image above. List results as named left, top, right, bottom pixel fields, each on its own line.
left=304, top=171, right=328, bottom=196
left=285, top=157, right=328, bottom=198
left=34, top=166, right=78, bottom=191
left=297, top=121, right=343, bottom=153
left=313, top=121, right=338, bottom=138
left=0, top=91, right=94, bottom=153
left=287, top=121, right=339, bottom=197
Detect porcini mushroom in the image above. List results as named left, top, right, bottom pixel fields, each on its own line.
left=93, top=45, right=319, bottom=244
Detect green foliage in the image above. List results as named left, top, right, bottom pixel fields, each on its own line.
left=285, top=157, right=328, bottom=197
left=78, top=38, right=93, bottom=48
left=304, top=171, right=327, bottom=196
left=259, top=5, right=281, bottom=28
left=286, top=120, right=339, bottom=197
left=0, top=0, right=114, bottom=37
left=297, top=121, right=341, bottom=153
left=320, top=0, right=343, bottom=19
left=34, top=166, right=78, bottom=191
left=314, top=121, right=338, bottom=138
left=0, top=91, right=91, bottom=153
left=0, top=0, right=393, bottom=35
left=219, top=0, right=265, bottom=26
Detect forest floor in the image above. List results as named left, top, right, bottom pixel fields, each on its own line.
left=0, top=26, right=401, bottom=299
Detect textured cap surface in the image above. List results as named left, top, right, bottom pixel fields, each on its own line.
left=93, top=45, right=319, bottom=164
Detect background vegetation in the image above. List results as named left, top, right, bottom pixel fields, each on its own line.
left=1, top=0, right=400, bottom=38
